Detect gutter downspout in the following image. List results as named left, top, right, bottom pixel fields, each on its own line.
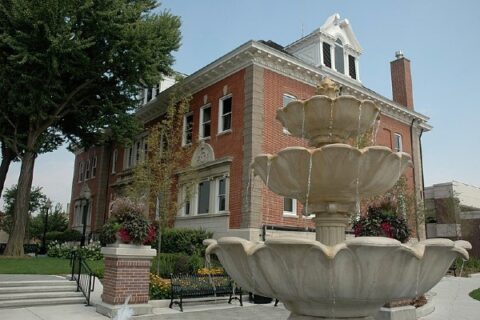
left=410, top=118, right=420, bottom=240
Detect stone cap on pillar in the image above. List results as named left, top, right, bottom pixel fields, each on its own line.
left=101, top=243, right=157, bottom=259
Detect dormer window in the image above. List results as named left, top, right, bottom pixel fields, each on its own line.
left=334, top=39, right=345, bottom=74
left=322, top=42, right=332, bottom=68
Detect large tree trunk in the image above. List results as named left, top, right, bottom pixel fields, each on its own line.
left=4, top=150, right=36, bottom=256
left=0, top=144, right=16, bottom=198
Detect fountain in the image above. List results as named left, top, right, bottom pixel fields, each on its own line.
left=205, top=78, right=470, bottom=319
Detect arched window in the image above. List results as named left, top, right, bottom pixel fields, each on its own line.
left=334, top=38, right=345, bottom=74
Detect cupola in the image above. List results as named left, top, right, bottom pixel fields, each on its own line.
left=285, top=14, right=362, bottom=81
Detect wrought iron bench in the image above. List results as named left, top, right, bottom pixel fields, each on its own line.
left=169, top=273, right=242, bottom=312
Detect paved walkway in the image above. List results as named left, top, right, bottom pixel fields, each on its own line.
left=0, top=274, right=478, bottom=320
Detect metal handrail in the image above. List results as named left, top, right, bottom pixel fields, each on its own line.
left=70, top=251, right=96, bottom=306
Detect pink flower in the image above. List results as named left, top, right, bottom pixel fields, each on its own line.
left=118, top=227, right=132, bottom=243
left=380, top=222, right=393, bottom=238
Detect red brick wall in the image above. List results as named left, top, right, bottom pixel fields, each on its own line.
left=186, top=70, right=246, bottom=228
left=69, top=146, right=104, bottom=231
left=376, top=115, right=415, bottom=193
left=260, top=69, right=416, bottom=229
left=102, top=257, right=151, bottom=305
left=261, top=69, right=315, bottom=228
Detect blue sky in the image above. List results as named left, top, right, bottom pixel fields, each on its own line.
left=3, top=0, right=480, bottom=208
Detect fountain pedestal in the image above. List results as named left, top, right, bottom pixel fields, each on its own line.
left=312, top=202, right=353, bottom=246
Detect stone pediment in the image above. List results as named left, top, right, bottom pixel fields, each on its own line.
left=191, top=142, right=215, bottom=167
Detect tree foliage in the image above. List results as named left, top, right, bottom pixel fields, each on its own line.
left=29, top=203, right=68, bottom=240
left=0, top=0, right=181, bottom=255
left=0, top=185, right=47, bottom=234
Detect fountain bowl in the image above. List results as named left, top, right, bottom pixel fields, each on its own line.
left=206, top=237, right=470, bottom=319
left=276, top=95, right=379, bottom=146
left=252, top=144, right=411, bottom=213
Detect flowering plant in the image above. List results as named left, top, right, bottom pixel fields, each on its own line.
left=352, top=203, right=410, bottom=243
left=99, top=198, right=157, bottom=246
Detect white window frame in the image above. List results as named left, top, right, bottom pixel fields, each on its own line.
left=85, top=159, right=91, bottom=180
left=283, top=197, right=297, bottom=217
left=91, top=156, right=97, bottom=178
left=334, top=38, right=345, bottom=75
left=78, top=161, right=85, bottom=183
left=282, top=94, right=296, bottom=134
left=394, top=133, right=403, bottom=152
left=178, top=176, right=230, bottom=217
left=216, top=177, right=229, bottom=213
left=182, top=112, right=194, bottom=146
left=199, top=104, right=212, bottom=140
left=111, top=149, right=118, bottom=174
left=218, top=95, right=232, bottom=134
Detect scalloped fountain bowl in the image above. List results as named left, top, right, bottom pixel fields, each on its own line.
left=252, top=144, right=411, bottom=212
left=276, top=95, right=379, bottom=146
left=206, top=237, right=471, bottom=319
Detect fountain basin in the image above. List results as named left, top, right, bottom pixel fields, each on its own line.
left=252, top=144, right=411, bottom=213
left=276, top=95, right=379, bottom=146
left=206, top=237, right=470, bottom=319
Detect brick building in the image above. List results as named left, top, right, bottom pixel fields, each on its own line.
left=69, top=14, right=431, bottom=241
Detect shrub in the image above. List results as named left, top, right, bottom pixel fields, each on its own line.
left=45, top=229, right=82, bottom=242
left=46, top=240, right=102, bottom=260
left=158, top=228, right=213, bottom=256
left=99, top=198, right=156, bottom=246
left=150, top=273, right=171, bottom=299
left=352, top=203, right=410, bottom=243
left=150, top=253, right=205, bottom=278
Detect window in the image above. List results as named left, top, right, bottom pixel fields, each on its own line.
left=135, top=141, right=141, bottom=163
left=200, top=105, right=212, bottom=139
left=322, top=42, right=332, bottom=68
left=111, top=149, right=118, bottom=173
left=282, top=94, right=296, bottom=134
left=394, top=133, right=403, bottom=152
left=198, top=181, right=210, bottom=214
left=348, top=55, right=357, bottom=79
left=283, top=198, right=297, bottom=216
left=217, top=177, right=227, bottom=212
left=219, top=96, right=232, bottom=133
left=334, top=39, right=345, bottom=74
left=85, top=159, right=91, bottom=179
left=182, top=113, right=193, bottom=145
left=91, top=156, right=97, bottom=178
left=178, top=176, right=229, bottom=216
left=78, top=161, right=85, bottom=182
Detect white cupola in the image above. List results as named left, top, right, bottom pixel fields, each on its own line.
left=285, top=14, right=362, bottom=81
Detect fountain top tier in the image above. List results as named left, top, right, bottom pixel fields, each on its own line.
left=276, top=78, right=380, bottom=147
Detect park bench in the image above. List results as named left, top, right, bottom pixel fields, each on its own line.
left=169, top=273, right=242, bottom=312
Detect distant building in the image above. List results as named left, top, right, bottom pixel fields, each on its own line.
left=425, top=181, right=480, bottom=257
left=69, top=14, right=431, bottom=241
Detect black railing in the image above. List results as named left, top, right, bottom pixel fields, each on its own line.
left=70, top=252, right=96, bottom=306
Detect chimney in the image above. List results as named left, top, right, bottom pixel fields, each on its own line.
left=390, top=51, right=414, bottom=110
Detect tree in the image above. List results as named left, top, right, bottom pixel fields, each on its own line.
left=0, top=0, right=181, bottom=255
left=0, top=185, right=47, bottom=241
left=128, top=82, right=195, bottom=274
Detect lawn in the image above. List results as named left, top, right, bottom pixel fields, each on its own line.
left=0, top=256, right=104, bottom=277
left=470, top=288, right=480, bottom=301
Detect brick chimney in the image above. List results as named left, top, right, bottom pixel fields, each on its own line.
left=390, top=51, right=414, bottom=110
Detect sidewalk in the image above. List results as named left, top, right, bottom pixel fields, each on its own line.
left=0, top=274, right=478, bottom=320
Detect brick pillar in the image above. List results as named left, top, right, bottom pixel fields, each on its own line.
left=96, top=244, right=156, bottom=318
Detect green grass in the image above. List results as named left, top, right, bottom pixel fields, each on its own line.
left=0, top=256, right=104, bottom=277
left=470, top=288, right=480, bottom=301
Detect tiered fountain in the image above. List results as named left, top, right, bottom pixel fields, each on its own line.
left=205, top=78, right=470, bottom=320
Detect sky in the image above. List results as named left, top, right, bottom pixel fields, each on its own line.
left=2, top=0, right=480, bottom=209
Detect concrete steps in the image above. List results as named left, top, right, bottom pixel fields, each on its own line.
left=0, top=278, right=86, bottom=309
